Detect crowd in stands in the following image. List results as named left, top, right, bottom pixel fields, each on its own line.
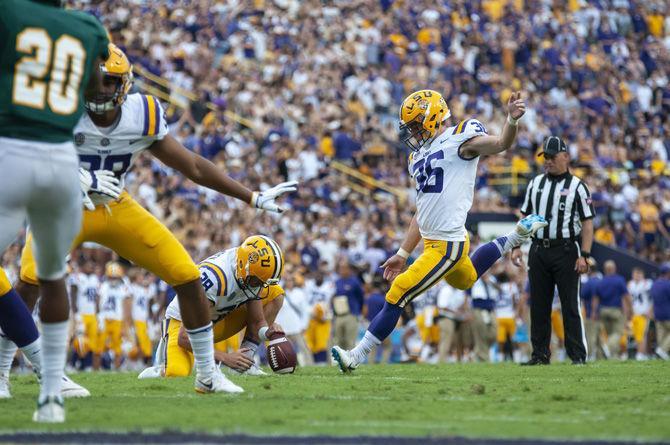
left=3, top=0, right=670, bottom=370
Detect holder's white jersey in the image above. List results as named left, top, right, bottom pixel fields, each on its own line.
left=629, top=279, right=652, bottom=316
left=74, top=93, right=168, bottom=205
left=73, top=273, right=100, bottom=315
left=165, top=248, right=284, bottom=323
left=409, top=119, right=488, bottom=241
left=132, top=283, right=155, bottom=322
left=99, top=279, right=131, bottom=321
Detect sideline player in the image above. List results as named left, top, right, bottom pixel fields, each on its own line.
left=139, top=235, right=285, bottom=382
left=332, top=89, right=547, bottom=372
left=2, top=45, right=296, bottom=395
left=0, top=0, right=110, bottom=421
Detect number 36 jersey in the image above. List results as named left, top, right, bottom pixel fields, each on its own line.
left=165, top=248, right=284, bottom=323
left=409, top=118, right=487, bottom=242
left=74, top=93, right=168, bottom=205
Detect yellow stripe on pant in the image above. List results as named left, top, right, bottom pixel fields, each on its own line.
left=0, top=268, right=12, bottom=295
left=386, top=238, right=478, bottom=308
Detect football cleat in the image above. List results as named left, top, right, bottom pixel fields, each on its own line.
left=515, top=214, right=548, bottom=238
left=0, top=375, right=10, bottom=399
left=195, top=368, right=244, bottom=394
left=32, top=395, right=65, bottom=423
left=331, top=346, right=358, bottom=373
left=60, top=375, right=90, bottom=398
left=138, top=366, right=164, bottom=379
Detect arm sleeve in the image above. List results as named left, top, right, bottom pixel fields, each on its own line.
left=520, top=178, right=534, bottom=215
left=575, top=181, right=595, bottom=220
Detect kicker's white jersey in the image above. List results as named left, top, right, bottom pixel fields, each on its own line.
left=74, top=93, right=168, bottom=205
left=73, top=273, right=100, bottom=315
left=629, top=279, right=652, bottom=316
left=165, top=248, right=283, bottom=323
left=132, top=283, right=155, bottom=322
left=99, top=279, right=131, bottom=321
left=409, top=118, right=487, bottom=241
left=495, top=282, right=518, bottom=319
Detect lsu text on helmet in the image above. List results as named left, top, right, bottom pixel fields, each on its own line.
left=398, top=90, right=450, bottom=152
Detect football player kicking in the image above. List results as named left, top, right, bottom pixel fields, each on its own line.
left=138, top=235, right=286, bottom=384
left=1, top=45, right=296, bottom=396
left=332, top=90, right=548, bottom=372
left=0, top=0, right=111, bottom=422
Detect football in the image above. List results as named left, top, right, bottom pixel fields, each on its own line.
left=266, top=333, right=297, bottom=374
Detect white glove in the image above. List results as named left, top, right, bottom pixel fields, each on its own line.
left=79, top=168, right=122, bottom=211
left=250, top=180, right=298, bottom=213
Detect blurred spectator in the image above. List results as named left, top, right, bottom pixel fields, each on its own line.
left=651, top=264, right=670, bottom=360
left=594, top=260, right=632, bottom=359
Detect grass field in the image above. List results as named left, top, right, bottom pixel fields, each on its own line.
left=1, top=361, right=669, bottom=442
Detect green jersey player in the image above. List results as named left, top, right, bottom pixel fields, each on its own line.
left=0, top=0, right=108, bottom=423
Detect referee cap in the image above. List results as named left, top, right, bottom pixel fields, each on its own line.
left=539, top=136, right=567, bottom=157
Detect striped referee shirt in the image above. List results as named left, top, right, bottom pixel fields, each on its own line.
left=520, top=172, right=595, bottom=239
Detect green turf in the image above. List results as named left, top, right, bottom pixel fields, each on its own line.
left=1, top=361, right=669, bottom=441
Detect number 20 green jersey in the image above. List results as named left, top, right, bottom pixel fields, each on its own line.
left=0, top=0, right=109, bottom=143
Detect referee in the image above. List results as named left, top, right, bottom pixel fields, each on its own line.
left=512, top=136, right=594, bottom=365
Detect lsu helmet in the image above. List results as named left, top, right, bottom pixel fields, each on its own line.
left=85, top=43, right=133, bottom=114
left=105, top=262, right=124, bottom=279
left=398, top=90, right=450, bottom=151
left=236, top=235, right=284, bottom=299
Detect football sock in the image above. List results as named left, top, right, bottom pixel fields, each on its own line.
left=240, top=338, right=259, bottom=360
left=186, top=323, right=215, bottom=378
left=39, top=321, right=68, bottom=399
left=350, top=331, right=381, bottom=364
left=0, top=289, right=39, bottom=347
left=469, top=233, right=511, bottom=278
left=0, top=335, right=18, bottom=378
left=368, top=302, right=403, bottom=343
left=21, top=338, right=42, bottom=374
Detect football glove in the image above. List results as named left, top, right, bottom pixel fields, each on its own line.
left=250, top=180, right=298, bottom=213
left=79, top=168, right=122, bottom=211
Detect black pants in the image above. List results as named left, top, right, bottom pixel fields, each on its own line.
left=528, top=240, right=587, bottom=362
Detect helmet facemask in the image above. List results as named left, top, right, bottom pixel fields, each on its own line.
left=399, top=115, right=434, bottom=152
left=85, top=73, right=125, bottom=114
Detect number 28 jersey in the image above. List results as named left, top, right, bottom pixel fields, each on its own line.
left=409, top=119, right=487, bottom=242
left=165, top=248, right=284, bottom=324
left=74, top=92, right=168, bottom=205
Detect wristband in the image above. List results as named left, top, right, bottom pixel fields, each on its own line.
left=507, top=114, right=519, bottom=126
left=581, top=252, right=591, bottom=259
left=396, top=248, right=410, bottom=260
left=249, top=191, right=258, bottom=207
left=258, top=326, right=269, bottom=341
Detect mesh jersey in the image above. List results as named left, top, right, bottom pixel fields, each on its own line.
left=409, top=119, right=487, bottom=241
left=495, top=282, right=518, bottom=319
left=0, top=0, right=108, bottom=142
left=131, top=282, right=154, bottom=322
left=629, top=279, right=652, bottom=315
left=305, top=279, right=336, bottom=321
left=165, top=248, right=284, bottom=323
left=75, top=93, right=168, bottom=205
left=74, top=273, right=100, bottom=315
left=99, top=279, right=130, bottom=321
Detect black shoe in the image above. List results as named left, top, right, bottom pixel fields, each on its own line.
left=571, top=359, right=586, bottom=365
left=521, top=357, right=550, bottom=366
